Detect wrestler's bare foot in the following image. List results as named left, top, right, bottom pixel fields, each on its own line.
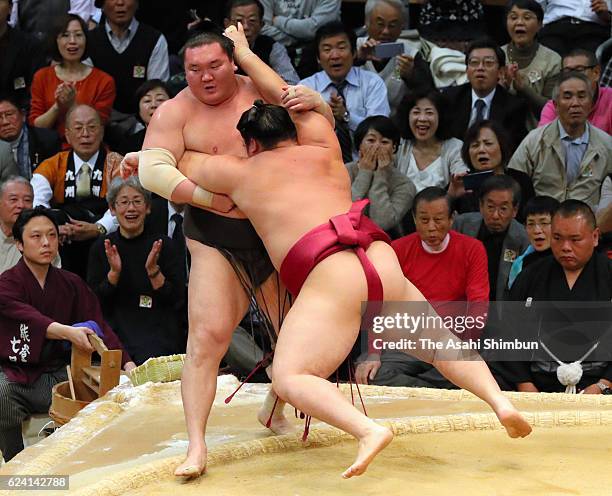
left=258, top=390, right=295, bottom=435
left=342, top=424, right=393, bottom=479
left=174, top=444, right=207, bottom=479
left=257, top=406, right=295, bottom=435
left=494, top=397, right=532, bottom=438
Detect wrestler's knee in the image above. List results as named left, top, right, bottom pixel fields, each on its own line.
left=271, top=374, right=298, bottom=404
left=186, top=324, right=234, bottom=365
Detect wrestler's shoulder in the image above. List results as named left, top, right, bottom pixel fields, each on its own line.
left=235, top=75, right=263, bottom=98
left=154, top=93, right=191, bottom=117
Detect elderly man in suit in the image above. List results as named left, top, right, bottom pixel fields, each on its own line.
left=453, top=175, right=529, bottom=301
left=0, top=93, right=61, bottom=179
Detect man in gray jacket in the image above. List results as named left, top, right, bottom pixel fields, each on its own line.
left=0, top=141, right=17, bottom=183
left=453, top=175, right=529, bottom=301
left=508, top=72, right=612, bottom=210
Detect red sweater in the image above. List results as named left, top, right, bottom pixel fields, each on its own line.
left=29, top=66, right=115, bottom=141
left=392, top=231, right=489, bottom=340
left=392, top=230, right=490, bottom=303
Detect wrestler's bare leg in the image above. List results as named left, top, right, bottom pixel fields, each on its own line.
left=175, top=239, right=251, bottom=477
left=363, top=242, right=531, bottom=439
left=272, top=252, right=393, bottom=479
left=254, top=274, right=293, bottom=434
left=389, top=271, right=532, bottom=438
left=431, top=357, right=532, bottom=438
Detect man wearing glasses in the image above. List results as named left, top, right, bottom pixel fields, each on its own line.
left=30, top=104, right=122, bottom=277
left=539, top=48, right=612, bottom=134
left=443, top=39, right=528, bottom=152
left=453, top=175, right=529, bottom=302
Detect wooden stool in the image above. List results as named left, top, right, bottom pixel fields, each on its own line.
left=50, top=334, right=122, bottom=425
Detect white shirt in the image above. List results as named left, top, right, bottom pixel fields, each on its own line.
left=470, top=88, right=496, bottom=125
left=167, top=202, right=183, bottom=238
left=167, top=202, right=188, bottom=282
left=10, top=0, right=102, bottom=26
left=104, top=18, right=170, bottom=81
left=31, top=151, right=118, bottom=233
left=68, top=0, right=98, bottom=23
left=537, top=0, right=612, bottom=25
left=406, top=154, right=451, bottom=192
left=8, top=0, right=18, bottom=26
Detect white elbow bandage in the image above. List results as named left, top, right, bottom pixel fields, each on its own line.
left=139, top=148, right=185, bottom=198
left=139, top=148, right=213, bottom=208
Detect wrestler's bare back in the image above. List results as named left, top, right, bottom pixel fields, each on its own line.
left=230, top=146, right=355, bottom=268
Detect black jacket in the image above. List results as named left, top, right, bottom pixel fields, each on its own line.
left=443, top=83, right=528, bottom=151
left=0, top=27, right=45, bottom=105
left=15, top=0, right=70, bottom=41
left=27, top=126, right=62, bottom=172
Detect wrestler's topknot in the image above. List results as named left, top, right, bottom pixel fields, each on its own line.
left=237, top=101, right=297, bottom=151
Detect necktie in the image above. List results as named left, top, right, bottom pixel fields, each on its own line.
left=563, top=137, right=582, bottom=184
left=76, top=163, right=91, bottom=198
left=171, top=213, right=190, bottom=278
left=473, top=98, right=486, bottom=125
left=331, top=81, right=354, bottom=163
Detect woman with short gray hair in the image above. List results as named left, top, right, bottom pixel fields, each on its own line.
left=87, top=176, right=186, bottom=364
left=106, top=176, right=152, bottom=208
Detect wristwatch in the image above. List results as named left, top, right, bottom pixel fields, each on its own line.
left=595, top=382, right=612, bottom=394
left=96, top=223, right=107, bottom=236
left=342, top=110, right=350, bottom=123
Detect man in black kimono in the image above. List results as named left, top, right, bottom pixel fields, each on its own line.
left=505, top=200, right=612, bottom=394
left=0, top=209, right=135, bottom=462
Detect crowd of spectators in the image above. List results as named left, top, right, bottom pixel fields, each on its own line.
left=0, top=0, right=611, bottom=462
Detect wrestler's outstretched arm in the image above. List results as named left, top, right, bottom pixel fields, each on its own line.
left=225, top=23, right=334, bottom=126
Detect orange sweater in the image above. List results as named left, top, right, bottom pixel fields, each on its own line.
left=29, top=66, right=116, bottom=141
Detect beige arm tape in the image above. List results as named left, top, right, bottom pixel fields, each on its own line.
left=191, top=186, right=213, bottom=208
left=139, top=148, right=214, bottom=208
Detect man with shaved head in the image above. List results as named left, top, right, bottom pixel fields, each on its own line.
left=505, top=200, right=612, bottom=394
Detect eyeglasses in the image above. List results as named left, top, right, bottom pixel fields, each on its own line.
left=59, top=31, right=85, bottom=41
left=561, top=65, right=596, bottom=74
left=468, top=57, right=499, bottom=69
left=67, top=124, right=101, bottom=135
left=115, top=198, right=145, bottom=208
left=526, top=221, right=551, bottom=229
